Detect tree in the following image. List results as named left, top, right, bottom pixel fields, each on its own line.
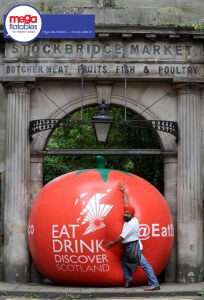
left=44, top=105, right=163, bottom=192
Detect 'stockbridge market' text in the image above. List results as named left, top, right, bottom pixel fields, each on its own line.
left=6, top=41, right=201, bottom=59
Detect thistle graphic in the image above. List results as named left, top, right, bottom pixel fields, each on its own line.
left=77, top=192, right=113, bottom=235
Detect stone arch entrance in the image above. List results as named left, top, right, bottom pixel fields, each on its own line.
left=42, top=102, right=164, bottom=185
left=29, top=82, right=177, bottom=283
left=1, top=33, right=203, bottom=284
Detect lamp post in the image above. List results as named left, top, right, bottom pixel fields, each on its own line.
left=92, top=99, right=114, bottom=143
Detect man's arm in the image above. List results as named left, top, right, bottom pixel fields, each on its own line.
left=105, top=236, right=124, bottom=249
left=118, top=182, right=129, bottom=205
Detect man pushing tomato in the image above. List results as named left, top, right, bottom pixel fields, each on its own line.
left=105, top=182, right=160, bottom=291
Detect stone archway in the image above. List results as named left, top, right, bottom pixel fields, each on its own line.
left=1, top=78, right=182, bottom=284
left=30, top=85, right=177, bottom=282
left=31, top=92, right=177, bottom=152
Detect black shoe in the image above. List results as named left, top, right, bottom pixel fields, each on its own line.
left=123, top=281, right=133, bottom=288
left=144, top=285, right=160, bottom=291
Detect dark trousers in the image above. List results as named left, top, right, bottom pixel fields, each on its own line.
left=121, top=240, right=140, bottom=284
left=121, top=252, right=159, bottom=286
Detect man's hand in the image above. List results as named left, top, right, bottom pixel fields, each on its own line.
left=118, top=182, right=126, bottom=193
left=118, top=182, right=129, bottom=205
left=105, top=241, right=114, bottom=250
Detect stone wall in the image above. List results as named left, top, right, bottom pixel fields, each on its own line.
left=0, top=0, right=204, bottom=27
left=202, top=88, right=204, bottom=273
left=202, top=88, right=204, bottom=195
left=0, top=46, right=5, bottom=282
left=0, top=48, right=6, bottom=173
left=30, top=81, right=177, bottom=151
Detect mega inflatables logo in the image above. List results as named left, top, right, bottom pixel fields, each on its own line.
left=5, top=5, right=42, bottom=42
left=4, top=6, right=94, bottom=40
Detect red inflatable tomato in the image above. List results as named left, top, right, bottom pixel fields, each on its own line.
left=28, top=160, right=174, bottom=286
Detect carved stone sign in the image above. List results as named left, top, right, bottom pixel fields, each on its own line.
left=3, top=40, right=204, bottom=79
left=4, top=62, right=203, bottom=78
left=5, top=40, right=203, bottom=60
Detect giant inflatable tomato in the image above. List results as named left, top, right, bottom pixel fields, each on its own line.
left=28, top=158, right=174, bottom=286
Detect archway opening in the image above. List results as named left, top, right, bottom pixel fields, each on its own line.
left=41, top=103, right=167, bottom=282
left=43, top=104, right=163, bottom=192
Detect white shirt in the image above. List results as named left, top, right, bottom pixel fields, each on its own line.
left=120, top=217, right=140, bottom=243
left=120, top=217, right=143, bottom=250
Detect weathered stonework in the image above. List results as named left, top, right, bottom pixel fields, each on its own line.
left=29, top=153, right=44, bottom=283
left=176, top=83, right=203, bottom=282
left=1, top=0, right=204, bottom=27
left=4, top=83, right=32, bottom=282
left=3, top=39, right=203, bottom=79
left=164, top=156, right=177, bottom=282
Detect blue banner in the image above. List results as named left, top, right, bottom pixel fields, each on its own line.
left=38, top=14, right=95, bottom=38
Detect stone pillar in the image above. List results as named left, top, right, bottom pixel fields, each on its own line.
left=29, top=153, right=44, bottom=283
left=164, top=156, right=177, bottom=282
left=0, top=171, right=5, bottom=281
left=176, top=83, right=203, bottom=283
left=30, top=153, right=44, bottom=208
left=4, top=82, right=32, bottom=282
left=202, top=88, right=204, bottom=274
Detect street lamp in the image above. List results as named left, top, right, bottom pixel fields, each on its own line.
left=92, top=99, right=114, bottom=143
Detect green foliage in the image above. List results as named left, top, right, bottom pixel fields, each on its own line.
left=175, top=21, right=204, bottom=31
left=41, top=3, right=54, bottom=13
left=198, top=291, right=204, bottom=296
left=0, top=291, right=8, bottom=296
left=23, top=292, right=38, bottom=298
left=44, top=105, right=163, bottom=192
left=192, top=22, right=204, bottom=31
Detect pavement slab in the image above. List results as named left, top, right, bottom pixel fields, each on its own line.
left=0, top=282, right=203, bottom=299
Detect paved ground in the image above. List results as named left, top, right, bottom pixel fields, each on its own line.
left=0, top=282, right=203, bottom=299
left=0, top=297, right=203, bottom=300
